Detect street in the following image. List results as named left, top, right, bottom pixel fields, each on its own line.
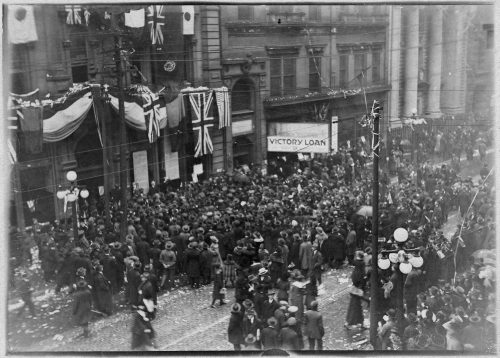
left=9, top=152, right=490, bottom=353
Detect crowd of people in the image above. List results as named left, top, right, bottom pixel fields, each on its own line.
left=8, top=124, right=494, bottom=351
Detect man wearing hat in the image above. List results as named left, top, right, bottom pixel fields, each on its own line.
left=185, top=241, right=201, bottom=289
left=261, top=317, right=280, bottom=349
left=159, top=242, right=176, bottom=291
left=242, top=308, right=262, bottom=349
left=126, top=261, right=142, bottom=309
left=131, top=305, right=156, bottom=350
left=91, top=264, right=113, bottom=316
left=228, top=303, right=245, bottom=350
left=101, top=245, right=123, bottom=294
left=279, top=317, right=300, bottom=350
left=261, top=289, right=280, bottom=322
left=72, top=279, right=92, bottom=338
left=303, top=301, right=324, bottom=350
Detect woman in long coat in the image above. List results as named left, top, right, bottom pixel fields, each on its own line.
left=345, top=252, right=367, bottom=329
left=73, top=280, right=92, bottom=338
left=92, top=264, right=113, bottom=315
left=289, top=272, right=305, bottom=322
left=185, top=242, right=201, bottom=288
left=228, top=303, right=245, bottom=350
left=131, top=306, right=156, bottom=350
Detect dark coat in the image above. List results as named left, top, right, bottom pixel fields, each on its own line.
left=212, top=271, right=224, bottom=301
left=331, top=233, right=346, bottom=260
left=234, top=276, right=250, bottom=302
left=92, top=272, right=113, bottom=315
left=101, top=254, right=123, bottom=293
left=261, top=326, right=280, bottom=349
left=126, top=268, right=142, bottom=306
left=228, top=311, right=245, bottom=345
left=135, top=240, right=150, bottom=266
left=131, top=312, right=155, bottom=349
left=185, top=247, right=201, bottom=278
left=73, top=287, right=92, bottom=326
left=303, top=309, right=324, bottom=339
left=279, top=327, right=300, bottom=350
left=261, top=299, right=281, bottom=321
left=242, top=315, right=262, bottom=337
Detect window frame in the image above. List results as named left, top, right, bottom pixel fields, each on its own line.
left=309, top=56, right=322, bottom=91
left=339, top=53, right=349, bottom=88
left=238, top=5, right=254, bottom=21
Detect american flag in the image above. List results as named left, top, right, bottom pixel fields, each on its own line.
left=215, top=87, right=231, bottom=129
left=142, top=93, right=161, bottom=143
left=188, top=90, right=214, bottom=157
left=147, top=5, right=164, bottom=46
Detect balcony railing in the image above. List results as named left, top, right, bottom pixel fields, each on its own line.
left=337, top=13, right=387, bottom=24
left=266, top=11, right=306, bottom=23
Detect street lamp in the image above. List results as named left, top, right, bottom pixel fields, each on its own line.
left=377, top=227, right=423, bottom=334
left=57, top=171, right=89, bottom=238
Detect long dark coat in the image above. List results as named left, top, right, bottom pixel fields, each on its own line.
left=279, top=327, right=300, bottom=350
left=185, top=247, right=201, bottom=278
left=135, top=240, right=150, bottom=267
left=228, top=311, right=245, bottom=345
left=131, top=312, right=155, bottom=349
left=234, top=276, right=250, bottom=302
left=261, top=326, right=280, bottom=349
left=212, top=271, right=224, bottom=301
left=93, top=272, right=113, bottom=315
left=331, top=234, right=346, bottom=261
left=127, top=268, right=142, bottom=306
left=73, top=287, right=92, bottom=326
left=101, top=254, right=123, bottom=293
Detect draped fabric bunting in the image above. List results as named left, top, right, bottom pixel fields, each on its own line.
left=42, top=91, right=93, bottom=142
left=65, top=5, right=82, bottom=25
left=215, top=86, right=231, bottom=129
left=108, top=94, right=167, bottom=137
left=187, top=90, right=214, bottom=157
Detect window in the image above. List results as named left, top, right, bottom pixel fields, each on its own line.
left=486, top=29, right=494, bottom=49
left=238, top=6, right=254, bottom=20
left=354, top=53, right=367, bottom=79
left=309, top=56, right=321, bottom=91
left=309, top=6, right=321, bottom=21
left=232, top=79, right=254, bottom=112
left=270, top=56, right=296, bottom=96
left=372, top=51, right=381, bottom=83
left=269, top=5, right=294, bottom=14
left=339, top=54, right=349, bottom=87
left=69, top=27, right=89, bottom=83
left=71, top=65, right=88, bottom=83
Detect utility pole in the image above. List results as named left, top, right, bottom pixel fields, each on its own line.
left=115, top=35, right=128, bottom=240
left=369, top=100, right=382, bottom=349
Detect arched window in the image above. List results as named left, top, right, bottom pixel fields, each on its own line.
left=232, top=78, right=254, bottom=112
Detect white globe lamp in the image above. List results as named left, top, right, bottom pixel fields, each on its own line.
left=409, top=255, right=424, bottom=268
left=399, top=262, right=412, bottom=274
left=66, top=170, right=77, bottom=182
left=389, top=252, right=399, bottom=263
left=67, top=193, right=77, bottom=202
left=56, top=190, right=66, bottom=200
left=80, top=188, right=89, bottom=199
left=394, top=228, right=408, bottom=243
left=378, top=257, right=391, bottom=270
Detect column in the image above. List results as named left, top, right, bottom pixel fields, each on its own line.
left=388, top=5, right=402, bottom=127
left=403, top=6, right=419, bottom=117
left=427, top=8, right=443, bottom=117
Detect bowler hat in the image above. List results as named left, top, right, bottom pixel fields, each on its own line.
left=245, top=334, right=257, bottom=344
left=231, top=303, right=242, bottom=313
left=267, top=317, right=278, bottom=327
left=243, top=299, right=254, bottom=310
left=286, top=317, right=297, bottom=326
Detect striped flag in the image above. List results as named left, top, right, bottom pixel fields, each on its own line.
left=215, top=87, right=231, bottom=129
left=188, top=90, right=214, bottom=157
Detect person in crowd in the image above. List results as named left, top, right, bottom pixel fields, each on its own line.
left=159, top=241, right=176, bottom=291
left=303, top=300, right=324, bottom=350
left=211, top=263, right=226, bottom=308
left=17, top=271, right=36, bottom=317
left=72, top=279, right=92, bottom=338
left=228, top=303, right=245, bottom=351
left=261, top=317, right=280, bottom=350
left=131, top=305, right=156, bottom=350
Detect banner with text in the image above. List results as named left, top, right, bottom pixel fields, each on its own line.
left=267, top=136, right=329, bottom=153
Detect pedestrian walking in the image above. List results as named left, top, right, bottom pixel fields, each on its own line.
left=185, top=241, right=201, bottom=288
left=261, top=317, right=280, bottom=350
left=303, top=301, right=324, bottom=350
left=72, top=279, right=92, bottom=338
left=159, top=241, right=176, bottom=290
left=131, top=305, right=156, bottom=350
left=279, top=317, right=300, bottom=350
left=92, top=264, right=113, bottom=316
left=211, top=264, right=226, bottom=307
left=17, top=271, right=36, bottom=317
left=228, top=303, right=245, bottom=351
left=222, top=254, right=236, bottom=288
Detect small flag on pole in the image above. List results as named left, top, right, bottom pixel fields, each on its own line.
left=182, top=6, right=194, bottom=35
left=215, top=87, right=231, bottom=129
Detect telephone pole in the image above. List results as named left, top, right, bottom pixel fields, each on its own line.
left=114, top=35, right=128, bottom=240
left=369, top=100, right=382, bottom=349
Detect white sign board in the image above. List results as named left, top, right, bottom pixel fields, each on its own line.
left=164, top=152, right=180, bottom=180
left=267, top=136, right=329, bottom=153
left=193, top=163, right=203, bottom=175
left=132, top=150, right=149, bottom=194
left=232, top=119, right=253, bottom=136
left=331, top=116, right=338, bottom=152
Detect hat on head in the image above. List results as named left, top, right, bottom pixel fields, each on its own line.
left=469, top=311, right=482, bottom=323
left=165, top=242, right=174, bottom=249
left=288, top=306, right=298, bottom=314
left=76, top=280, right=87, bottom=288
left=245, top=334, right=257, bottom=344
left=407, top=312, right=418, bottom=323
left=267, top=289, right=276, bottom=296
left=246, top=309, right=256, bottom=316
left=267, top=317, right=278, bottom=327
left=133, top=261, right=142, bottom=269
left=279, top=300, right=289, bottom=306
left=243, top=299, right=254, bottom=310
left=258, top=267, right=268, bottom=275
left=231, top=303, right=242, bottom=313
left=182, top=225, right=190, bottom=232
left=286, top=317, right=297, bottom=326
left=310, top=300, right=318, bottom=308
left=387, top=308, right=396, bottom=319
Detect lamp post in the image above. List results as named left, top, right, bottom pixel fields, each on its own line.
left=377, top=227, right=424, bottom=334
left=56, top=170, right=89, bottom=238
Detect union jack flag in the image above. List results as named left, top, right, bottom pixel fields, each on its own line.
left=188, top=91, right=214, bottom=157
left=147, top=5, right=164, bottom=46
left=143, top=93, right=161, bottom=143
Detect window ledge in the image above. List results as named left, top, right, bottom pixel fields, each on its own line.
left=232, top=109, right=254, bottom=116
